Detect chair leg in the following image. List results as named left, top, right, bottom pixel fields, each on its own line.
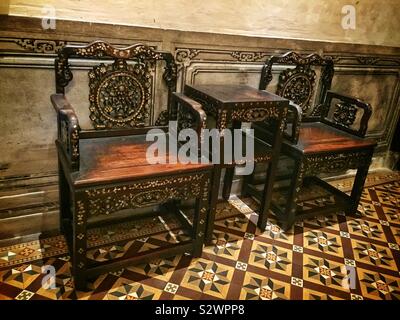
left=282, top=160, right=304, bottom=231
left=222, top=167, right=235, bottom=200
left=222, top=120, right=241, bottom=201
left=241, top=170, right=253, bottom=197
left=72, top=192, right=88, bottom=291
left=192, top=191, right=209, bottom=257
left=205, top=166, right=222, bottom=245
left=257, top=162, right=277, bottom=230
left=347, top=162, right=370, bottom=215
left=58, top=160, right=71, bottom=235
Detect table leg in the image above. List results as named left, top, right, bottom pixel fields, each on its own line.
left=258, top=162, right=277, bottom=230
left=257, top=114, right=286, bottom=230
left=241, top=171, right=253, bottom=197
left=282, top=160, right=304, bottom=231
left=222, top=120, right=241, bottom=200
left=192, top=195, right=209, bottom=257
left=205, top=166, right=222, bottom=245
left=222, top=166, right=235, bottom=200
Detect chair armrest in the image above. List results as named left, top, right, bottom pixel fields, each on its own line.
left=172, top=92, right=207, bottom=142
left=51, top=94, right=80, bottom=170
left=321, top=90, right=372, bottom=137
left=284, top=101, right=302, bottom=143
left=252, top=101, right=302, bottom=145
left=51, top=93, right=76, bottom=113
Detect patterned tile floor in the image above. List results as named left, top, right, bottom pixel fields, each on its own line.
left=0, top=171, right=399, bottom=300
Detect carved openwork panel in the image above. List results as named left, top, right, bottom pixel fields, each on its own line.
left=187, top=96, right=218, bottom=119
left=304, top=151, right=372, bottom=175
left=88, top=59, right=152, bottom=129
left=259, top=52, right=334, bottom=116
left=231, top=106, right=281, bottom=122
left=155, top=110, right=169, bottom=126
left=84, top=174, right=209, bottom=216
left=55, top=41, right=177, bottom=125
left=73, top=41, right=163, bottom=60
left=332, top=102, right=358, bottom=127
left=277, top=66, right=316, bottom=112
left=177, top=106, right=196, bottom=131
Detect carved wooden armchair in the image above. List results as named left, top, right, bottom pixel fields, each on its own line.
left=52, top=41, right=212, bottom=290
left=245, top=51, right=376, bottom=230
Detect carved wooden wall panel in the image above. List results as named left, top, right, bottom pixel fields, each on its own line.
left=0, top=67, right=57, bottom=176
left=331, top=68, right=400, bottom=148
left=186, top=63, right=262, bottom=87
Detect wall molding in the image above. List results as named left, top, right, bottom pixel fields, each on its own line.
left=14, top=38, right=66, bottom=54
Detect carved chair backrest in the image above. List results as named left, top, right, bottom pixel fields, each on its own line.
left=259, top=51, right=334, bottom=119
left=321, top=91, right=372, bottom=137
left=55, top=41, right=177, bottom=130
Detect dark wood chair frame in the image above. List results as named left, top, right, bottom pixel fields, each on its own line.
left=247, top=51, right=376, bottom=230
left=52, top=41, right=212, bottom=290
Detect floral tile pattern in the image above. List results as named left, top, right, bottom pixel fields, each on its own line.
left=0, top=172, right=399, bottom=300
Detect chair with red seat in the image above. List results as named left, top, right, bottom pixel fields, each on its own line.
left=244, top=51, right=376, bottom=231
left=52, top=41, right=212, bottom=290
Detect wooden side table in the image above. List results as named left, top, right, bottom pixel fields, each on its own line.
left=183, top=84, right=289, bottom=242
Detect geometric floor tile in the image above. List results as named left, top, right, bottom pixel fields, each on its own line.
left=0, top=251, right=17, bottom=262
left=304, top=214, right=340, bottom=231
left=240, top=272, right=291, bottom=300
left=347, top=219, right=387, bottom=242
left=374, top=189, right=400, bottom=208
left=390, top=226, right=400, bottom=245
left=258, top=219, right=294, bottom=244
left=249, top=241, right=292, bottom=275
left=351, top=239, right=397, bottom=271
left=358, top=268, right=400, bottom=300
left=15, top=289, right=34, bottom=300
left=204, top=231, right=242, bottom=260
left=304, top=230, right=343, bottom=256
left=303, top=255, right=350, bottom=292
left=358, top=203, right=381, bottom=220
left=227, top=196, right=257, bottom=215
left=215, top=215, right=249, bottom=233
left=164, top=282, right=179, bottom=294
left=303, top=289, right=343, bottom=300
left=1, top=264, right=42, bottom=289
left=105, top=282, right=161, bottom=300
left=127, top=256, right=180, bottom=282
left=0, top=171, right=399, bottom=300
left=382, top=207, right=400, bottom=225
left=35, top=273, right=75, bottom=300
left=180, top=259, right=233, bottom=299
